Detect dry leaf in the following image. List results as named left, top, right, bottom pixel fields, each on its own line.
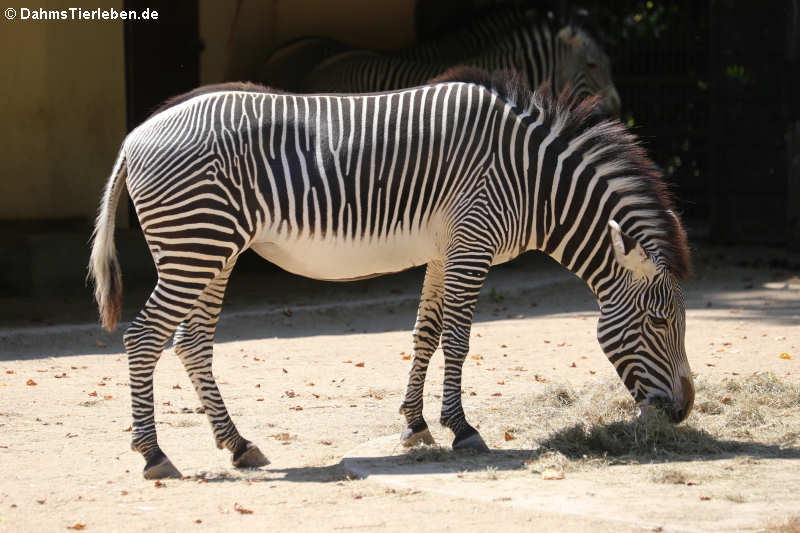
left=401, top=355, right=410, bottom=360
left=36, top=499, right=45, bottom=504
left=541, top=469, right=565, bottom=480
left=234, top=503, right=253, bottom=514
left=282, top=368, right=288, bottom=374
left=88, top=391, right=97, bottom=397
left=354, top=362, right=365, bottom=367
left=699, top=495, right=711, bottom=501
left=497, top=381, right=505, bottom=385
left=5, top=370, right=14, bottom=374
left=504, top=431, right=515, bottom=441
left=290, top=406, right=303, bottom=411
left=491, top=392, right=502, bottom=397
left=103, top=395, right=113, bottom=400
left=470, top=354, right=483, bottom=360
left=779, top=352, right=792, bottom=360
left=123, top=426, right=131, bottom=432
left=321, top=440, right=332, bottom=445
left=569, top=362, right=577, bottom=368
left=67, top=524, right=86, bottom=530
left=172, top=384, right=181, bottom=390
left=154, top=481, right=165, bottom=488
left=26, top=379, right=37, bottom=386
left=469, top=391, right=476, bottom=396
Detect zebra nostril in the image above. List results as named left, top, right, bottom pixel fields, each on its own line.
left=671, top=406, right=686, bottom=423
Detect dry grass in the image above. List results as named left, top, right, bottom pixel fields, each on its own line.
left=652, top=468, right=691, bottom=484
left=405, top=373, right=800, bottom=472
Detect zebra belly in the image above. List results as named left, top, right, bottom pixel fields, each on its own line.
left=250, top=234, right=441, bottom=281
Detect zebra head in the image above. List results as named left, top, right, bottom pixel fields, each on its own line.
left=554, top=25, right=621, bottom=117
left=597, top=220, right=694, bottom=423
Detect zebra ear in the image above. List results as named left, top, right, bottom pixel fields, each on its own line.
left=608, top=220, right=658, bottom=279
left=556, top=26, right=579, bottom=46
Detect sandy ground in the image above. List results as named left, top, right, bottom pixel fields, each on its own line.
left=0, top=246, right=798, bottom=532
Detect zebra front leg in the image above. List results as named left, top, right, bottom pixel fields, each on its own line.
left=439, top=251, right=492, bottom=452
left=399, top=261, right=444, bottom=447
left=174, top=267, right=268, bottom=469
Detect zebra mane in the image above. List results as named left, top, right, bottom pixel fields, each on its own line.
left=430, top=66, right=691, bottom=280
left=150, top=81, right=279, bottom=118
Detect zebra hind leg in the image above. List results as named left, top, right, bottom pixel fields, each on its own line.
left=399, top=261, right=444, bottom=447
left=125, top=278, right=211, bottom=479
left=174, top=266, right=268, bottom=469
left=438, top=250, right=492, bottom=452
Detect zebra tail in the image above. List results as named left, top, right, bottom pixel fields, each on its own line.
left=88, top=149, right=127, bottom=332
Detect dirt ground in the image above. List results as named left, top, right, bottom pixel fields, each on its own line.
left=0, top=246, right=798, bottom=532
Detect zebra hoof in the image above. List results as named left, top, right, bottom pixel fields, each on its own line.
left=232, top=443, right=270, bottom=468
left=452, top=429, right=490, bottom=453
left=143, top=456, right=182, bottom=480
left=400, top=427, right=436, bottom=448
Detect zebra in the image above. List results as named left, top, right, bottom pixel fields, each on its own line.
left=89, top=69, right=693, bottom=479
left=261, top=7, right=544, bottom=91
left=301, top=20, right=620, bottom=117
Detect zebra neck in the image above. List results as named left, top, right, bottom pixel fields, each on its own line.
left=522, top=144, right=619, bottom=299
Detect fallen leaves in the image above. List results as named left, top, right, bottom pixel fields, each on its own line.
left=354, top=362, right=365, bottom=368
left=67, top=524, right=86, bottom=530
left=153, top=481, right=166, bottom=488
left=234, top=503, right=253, bottom=514
left=504, top=431, right=515, bottom=441
left=26, top=379, right=37, bottom=386
left=780, top=352, right=792, bottom=360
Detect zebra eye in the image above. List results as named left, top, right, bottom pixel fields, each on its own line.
left=650, top=316, right=668, bottom=328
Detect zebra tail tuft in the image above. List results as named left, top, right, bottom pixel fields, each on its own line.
left=88, top=149, right=127, bottom=332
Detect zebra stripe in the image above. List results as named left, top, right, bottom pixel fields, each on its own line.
left=90, top=75, right=690, bottom=478
left=302, top=20, right=620, bottom=117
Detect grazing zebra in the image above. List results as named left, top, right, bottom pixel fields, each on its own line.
left=302, top=21, right=620, bottom=117
left=89, top=69, right=693, bottom=479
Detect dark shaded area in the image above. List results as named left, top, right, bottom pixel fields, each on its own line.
left=123, top=0, right=202, bottom=226
left=417, top=0, right=800, bottom=245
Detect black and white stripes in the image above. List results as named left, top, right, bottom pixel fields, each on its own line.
left=301, top=19, right=620, bottom=117
left=90, top=72, right=691, bottom=478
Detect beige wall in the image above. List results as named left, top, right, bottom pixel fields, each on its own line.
left=0, top=0, right=127, bottom=224
left=199, top=0, right=416, bottom=83
left=0, top=0, right=415, bottom=224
